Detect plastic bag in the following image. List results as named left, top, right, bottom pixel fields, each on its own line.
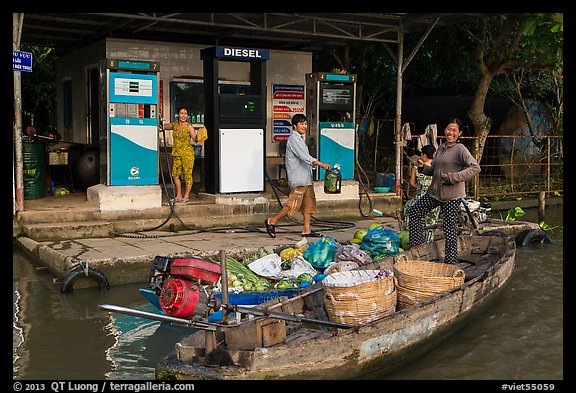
left=197, top=126, right=208, bottom=143
left=323, top=261, right=360, bottom=275
left=359, top=226, right=400, bottom=259
left=302, top=236, right=339, bottom=269
left=247, top=253, right=283, bottom=280
left=280, top=256, right=318, bottom=280
left=334, top=244, right=373, bottom=266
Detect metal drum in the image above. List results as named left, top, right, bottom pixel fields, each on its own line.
left=23, top=141, right=47, bottom=199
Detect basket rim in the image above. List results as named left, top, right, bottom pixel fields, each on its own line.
left=322, top=269, right=393, bottom=287
left=394, top=260, right=464, bottom=279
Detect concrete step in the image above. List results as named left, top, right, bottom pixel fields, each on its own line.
left=22, top=220, right=116, bottom=241
left=14, top=186, right=403, bottom=241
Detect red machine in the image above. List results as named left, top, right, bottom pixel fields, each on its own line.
left=149, top=256, right=221, bottom=318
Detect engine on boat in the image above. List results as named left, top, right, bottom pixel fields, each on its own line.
left=459, top=201, right=492, bottom=227
left=149, top=256, right=221, bottom=317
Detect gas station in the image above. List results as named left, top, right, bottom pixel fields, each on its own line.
left=81, top=42, right=362, bottom=211
left=13, top=13, right=488, bottom=215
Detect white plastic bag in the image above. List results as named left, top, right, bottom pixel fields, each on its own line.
left=280, top=256, right=318, bottom=280
left=247, top=253, right=284, bottom=280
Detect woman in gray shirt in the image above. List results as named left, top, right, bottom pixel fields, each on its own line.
left=407, top=118, right=481, bottom=264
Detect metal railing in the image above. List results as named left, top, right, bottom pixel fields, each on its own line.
left=356, top=120, right=563, bottom=202
left=462, top=134, right=563, bottom=201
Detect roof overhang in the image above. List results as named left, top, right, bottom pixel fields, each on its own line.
left=18, top=13, right=494, bottom=56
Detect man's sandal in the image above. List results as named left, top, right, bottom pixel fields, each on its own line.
left=265, top=219, right=276, bottom=238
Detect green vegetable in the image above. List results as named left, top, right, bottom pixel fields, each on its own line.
left=254, top=279, right=272, bottom=291
left=296, top=273, right=314, bottom=284
left=219, top=257, right=261, bottom=285
left=275, top=279, right=296, bottom=289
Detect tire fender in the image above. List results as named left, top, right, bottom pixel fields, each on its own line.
left=60, top=265, right=110, bottom=293
left=515, top=229, right=553, bottom=247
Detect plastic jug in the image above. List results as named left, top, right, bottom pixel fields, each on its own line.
left=324, top=164, right=342, bottom=194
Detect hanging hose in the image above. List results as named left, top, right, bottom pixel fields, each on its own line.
left=355, top=155, right=373, bottom=217
left=114, top=121, right=357, bottom=238
left=114, top=118, right=202, bottom=238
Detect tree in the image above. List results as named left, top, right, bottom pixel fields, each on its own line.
left=20, top=44, right=57, bottom=134
left=463, top=13, right=563, bottom=161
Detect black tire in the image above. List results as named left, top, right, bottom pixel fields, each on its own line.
left=60, top=266, right=110, bottom=293
left=480, top=230, right=508, bottom=238
left=515, top=229, right=553, bottom=247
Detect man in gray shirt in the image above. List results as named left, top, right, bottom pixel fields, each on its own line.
left=265, top=114, right=331, bottom=238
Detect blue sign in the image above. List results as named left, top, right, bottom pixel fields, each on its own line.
left=13, top=50, right=33, bottom=72
left=215, top=46, right=269, bottom=61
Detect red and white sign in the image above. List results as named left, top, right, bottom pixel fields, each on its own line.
left=272, top=84, right=305, bottom=142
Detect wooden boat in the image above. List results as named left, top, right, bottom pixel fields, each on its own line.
left=150, top=234, right=516, bottom=380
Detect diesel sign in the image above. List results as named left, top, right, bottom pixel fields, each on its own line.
left=216, top=46, right=270, bottom=61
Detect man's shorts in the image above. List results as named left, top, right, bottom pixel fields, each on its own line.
left=285, top=185, right=316, bottom=216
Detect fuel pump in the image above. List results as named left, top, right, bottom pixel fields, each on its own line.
left=305, top=72, right=357, bottom=181
left=200, top=46, right=268, bottom=194
left=99, top=59, right=160, bottom=186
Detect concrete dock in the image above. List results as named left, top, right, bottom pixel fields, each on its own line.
left=13, top=187, right=550, bottom=290
left=12, top=185, right=404, bottom=289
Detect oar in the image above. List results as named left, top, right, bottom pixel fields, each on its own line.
left=99, top=301, right=352, bottom=330
left=98, top=304, right=222, bottom=331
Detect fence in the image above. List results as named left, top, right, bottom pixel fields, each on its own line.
left=462, top=134, right=563, bottom=201
left=356, top=120, right=563, bottom=202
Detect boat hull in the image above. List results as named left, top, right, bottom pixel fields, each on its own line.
left=156, top=235, right=516, bottom=380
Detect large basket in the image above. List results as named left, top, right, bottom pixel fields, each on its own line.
left=322, top=269, right=396, bottom=326
left=393, top=260, right=465, bottom=310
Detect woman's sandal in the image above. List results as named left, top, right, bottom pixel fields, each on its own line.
left=265, top=219, right=276, bottom=238
left=301, top=230, right=322, bottom=238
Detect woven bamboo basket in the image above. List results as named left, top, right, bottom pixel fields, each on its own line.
left=393, top=260, right=465, bottom=310
left=394, top=278, right=441, bottom=309
left=393, top=260, right=465, bottom=292
left=322, top=269, right=396, bottom=326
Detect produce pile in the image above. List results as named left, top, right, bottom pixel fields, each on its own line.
left=211, top=222, right=409, bottom=293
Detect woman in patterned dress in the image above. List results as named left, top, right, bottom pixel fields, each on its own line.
left=403, top=144, right=439, bottom=242
left=164, top=106, right=198, bottom=202
left=407, top=118, right=481, bottom=264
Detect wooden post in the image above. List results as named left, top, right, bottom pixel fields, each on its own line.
left=538, top=191, right=546, bottom=223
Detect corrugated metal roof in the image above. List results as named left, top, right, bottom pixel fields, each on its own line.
left=19, top=13, right=495, bottom=55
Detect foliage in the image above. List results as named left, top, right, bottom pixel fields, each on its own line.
left=462, top=13, right=563, bottom=155
left=19, top=44, right=57, bottom=133
left=538, top=220, right=561, bottom=234
left=402, top=24, right=479, bottom=96
left=488, top=13, right=563, bottom=137
left=500, top=207, right=525, bottom=221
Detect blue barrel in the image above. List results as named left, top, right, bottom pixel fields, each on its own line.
left=23, top=141, right=47, bottom=199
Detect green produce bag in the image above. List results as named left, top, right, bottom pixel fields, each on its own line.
left=303, top=236, right=339, bottom=269
left=360, top=227, right=401, bottom=259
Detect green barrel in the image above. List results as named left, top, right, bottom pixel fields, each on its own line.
left=23, top=141, right=47, bottom=199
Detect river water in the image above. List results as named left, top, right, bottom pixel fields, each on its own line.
left=12, top=206, right=563, bottom=381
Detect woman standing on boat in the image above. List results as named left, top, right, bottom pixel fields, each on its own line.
left=407, top=118, right=480, bottom=264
